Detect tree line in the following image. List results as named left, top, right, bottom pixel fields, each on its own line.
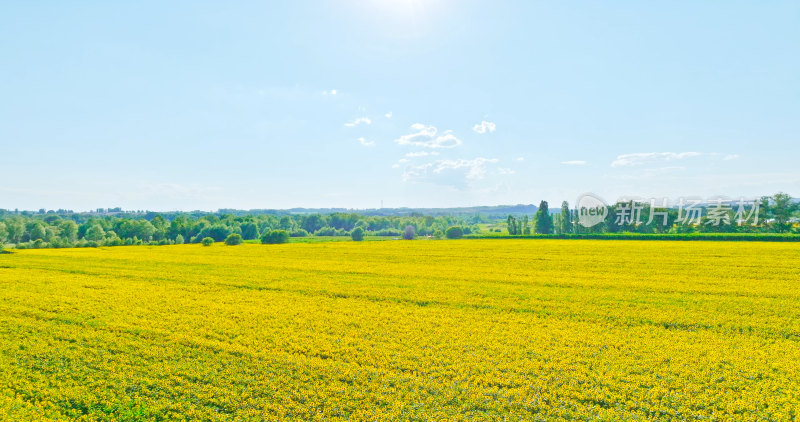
left=0, top=210, right=481, bottom=249
left=505, top=193, right=799, bottom=235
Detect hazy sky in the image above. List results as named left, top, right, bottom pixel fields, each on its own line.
left=2, top=1, right=798, bottom=211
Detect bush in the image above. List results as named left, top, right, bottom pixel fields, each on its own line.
left=373, top=228, right=402, bottom=237
left=261, top=230, right=289, bottom=244
left=432, top=229, right=444, bottom=239
left=196, top=224, right=231, bottom=242
left=314, top=226, right=338, bottom=236
left=175, top=234, right=185, bottom=244
left=290, top=229, right=309, bottom=237
left=201, top=237, right=214, bottom=246
left=402, top=225, right=416, bottom=240
left=445, top=226, right=463, bottom=239
left=224, top=233, right=243, bottom=245
left=351, top=227, right=364, bottom=241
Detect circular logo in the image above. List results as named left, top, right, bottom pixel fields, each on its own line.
left=576, top=193, right=608, bottom=227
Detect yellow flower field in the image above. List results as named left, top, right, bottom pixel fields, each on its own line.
left=1, top=240, right=799, bottom=421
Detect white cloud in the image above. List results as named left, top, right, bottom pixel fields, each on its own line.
left=401, top=157, right=499, bottom=184
left=358, top=137, right=374, bottom=147
left=611, top=152, right=741, bottom=168
left=395, top=124, right=462, bottom=148
left=515, top=157, right=525, bottom=161
left=405, top=151, right=440, bottom=157
left=561, top=160, right=587, bottom=165
left=472, top=120, right=496, bottom=134
left=611, top=152, right=703, bottom=167
left=322, top=89, right=337, bottom=95
left=344, top=117, right=371, bottom=127
left=385, top=112, right=392, bottom=118
left=498, top=167, right=516, bottom=175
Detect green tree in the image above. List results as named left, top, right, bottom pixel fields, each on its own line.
left=224, top=233, right=243, bottom=245
left=770, top=192, right=797, bottom=233
left=59, top=220, right=78, bottom=243
left=351, top=227, right=365, bottom=241
left=29, top=223, right=46, bottom=241
left=445, top=226, right=464, bottom=239
left=85, top=224, right=106, bottom=242
left=507, top=215, right=517, bottom=235
left=5, top=218, right=24, bottom=243
left=301, top=214, right=325, bottom=233
left=559, top=201, right=572, bottom=234
left=196, top=224, right=231, bottom=242
left=201, top=237, right=215, bottom=246
left=241, top=222, right=259, bottom=240
left=534, top=200, right=554, bottom=234
left=175, top=234, right=185, bottom=244
left=0, top=222, right=7, bottom=244
left=261, top=230, right=289, bottom=244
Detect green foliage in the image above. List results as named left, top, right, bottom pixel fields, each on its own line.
left=351, top=227, right=365, bottom=241
left=507, top=215, right=524, bottom=235
left=0, top=192, right=795, bottom=250
left=290, top=229, right=309, bottom=237
left=534, top=201, right=554, bottom=234
left=224, top=233, right=243, bottom=245
left=201, top=237, right=214, bottom=246
left=240, top=222, right=259, bottom=240
left=261, top=230, right=289, bottom=244
left=85, top=224, right=106, bottom=242
left=314, top=226, right=347, bottom=236
left=59, top=220, right=78, bottom=242
left=445, top=226, right=464, bottom=239
left=559, top=201, right=573, bottom=234
left=29, top=223, right=46, bottom=241
left=766, top=192, right=798, bottom=233
left=196, top=224, right=231, bottom=242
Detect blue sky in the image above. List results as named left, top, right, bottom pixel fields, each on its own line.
left=1, top=1, right=798, bottom=211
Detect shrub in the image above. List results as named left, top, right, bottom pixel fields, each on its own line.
left=290, top=229, right=309, bottom=237
left=224, top=233, right=243, bottom=245
left=351, top=227, right=365, bottom=241
left=373, top=228, right=402, bottom=237
left=201, top=237, right=214, bottom=246
left=402, top=225, right=416, bottom=240
left=261, top=230, right=289, bottom=244
left=445, top=226, right=463, bottom=239
left=432, top=229, right=444, bottom=239
left=196, top=224, right=231, bottom=242
left=314, top=226, right=338, bottom=236
left=175, top=234, right=185, bottom=244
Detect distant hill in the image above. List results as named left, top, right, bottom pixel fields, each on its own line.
left=218, top=204, right=539, bottom=217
